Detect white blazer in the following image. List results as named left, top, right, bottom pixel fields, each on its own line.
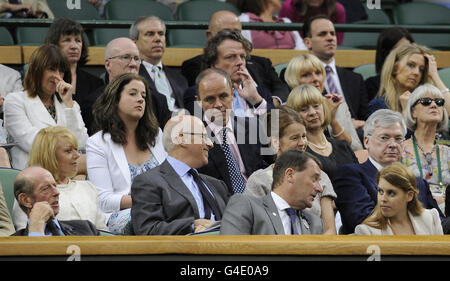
left=4, top=91, right=88, bottom=170
left=0, top=64, right=23, bottom=114
left=355, top=208, right=444, bottom=235
left=86, top=128, right=167, bottom=215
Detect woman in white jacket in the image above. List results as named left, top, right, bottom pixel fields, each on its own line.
left=4, top=44, right=88, bottom=170
left=355, top=162, right=443, bottom=235
left=86, top=73, right=167, bottom=235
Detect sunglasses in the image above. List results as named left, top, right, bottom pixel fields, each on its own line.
left=413, top=97, right=445, bottom=107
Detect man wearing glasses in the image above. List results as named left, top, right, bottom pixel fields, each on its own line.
left=85, top=37, right=171, bottom=134
left=333, top=109, right=443, bottom=234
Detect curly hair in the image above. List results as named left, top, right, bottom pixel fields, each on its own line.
left=92, top=73, right=159, bottom=150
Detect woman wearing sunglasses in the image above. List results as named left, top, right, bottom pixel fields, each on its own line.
left=402, top=84, right=449, bottom=214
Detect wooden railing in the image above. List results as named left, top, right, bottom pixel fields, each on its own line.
left=2, top=46, right=450, bottom=68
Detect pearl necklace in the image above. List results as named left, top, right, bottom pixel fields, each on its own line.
left=308, top=135, right=329, bottom=150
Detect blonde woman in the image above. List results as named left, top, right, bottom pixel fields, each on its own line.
left=367, top=43, right=450, bottom=118
left=287, top=84, right=358, bottom=181
left=284, top=53, right=363, bottom=151
left=355, top=162, right=443, bottom=235
left=13, top=126, right=107, bottom=231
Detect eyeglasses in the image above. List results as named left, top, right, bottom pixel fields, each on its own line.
left=182, top=132, right=209, bottom=140
left=413, top=97, right=445, bottom=107
left=108, top=54, right=141, bottom=64
left=368, top=134, right=405, bottom=145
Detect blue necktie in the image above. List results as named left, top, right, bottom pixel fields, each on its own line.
left=285, top=208, right=299, bottom=235
left=46, top=220, right=63, bottom=236
left=232, top=89, right=246, bottom=117
left=325, top=65, right=337, bottom=95
left=220, top=128, right=246, bottom=194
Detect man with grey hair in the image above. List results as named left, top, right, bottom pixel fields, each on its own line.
left=130, top=15, right=188, bottom=113
left=334, top=109, right=443, bottom=234
left=131, top=114, right=229, bottom=235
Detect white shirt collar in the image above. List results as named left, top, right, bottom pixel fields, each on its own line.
left=321, top=58, right=337, bottom=73
left=368, top=156, right=384, bottom=171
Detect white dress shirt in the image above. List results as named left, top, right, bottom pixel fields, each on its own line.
left=271, top=191, right=302, bottom=235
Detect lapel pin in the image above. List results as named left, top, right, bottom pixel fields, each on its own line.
left=272, top=212, right=277, bottom=217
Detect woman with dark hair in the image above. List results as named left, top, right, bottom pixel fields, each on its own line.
left=45, top=18, right=103, bottom=131
left=365, top=27, right=414, bottom=101
left=279, top=0, right=346, bottom=45
left=355, top=162, right=443, bottom=235
left=86, top=73, right=167, bottom=234
left=227, top=0, right=306, bottom=49
left=4, top=44, right=88, bottom=170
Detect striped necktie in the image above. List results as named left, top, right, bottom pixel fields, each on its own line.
left=325, top=65, right=337, bottom=95
left=152, top=65, right=176, bottom=111
left=220, top=128, right=246, bottom=194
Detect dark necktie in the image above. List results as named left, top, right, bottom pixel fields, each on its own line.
left=46, top=220, right=62, bottom=236
left=188, top=169, right=222, bottom=220
left=220, top=128, right=246, bottom=194
left=285, top=208, right=299, bottom=235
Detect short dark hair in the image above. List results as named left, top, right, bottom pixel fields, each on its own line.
left=195, top=68, right=232, bottom=94
left=203, top=30, right=252, bottom=68
left=271, top=149, right=321, bottom=190
left=45, top=17, right=89, bottom=65
left=92, top=73, right=159, bottom=150
left=14, top=175, right=35, bottom=213
left=302, top=14, right=331, bottom=38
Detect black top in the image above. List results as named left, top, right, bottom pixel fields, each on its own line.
left=306, top=137, right=358, bottom=181
left=364, top=74, right=381, bottom=102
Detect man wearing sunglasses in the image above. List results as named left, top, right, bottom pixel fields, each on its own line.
left=333, top=109, right=443, bottom=234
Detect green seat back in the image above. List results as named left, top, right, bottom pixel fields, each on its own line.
left=438, top=67, right=450, bottom=88
left=274, top=62, right=288, bottom=77
left=47, top=0, right=101, bottom=20
left=341, top=32, right=378, bottom=49
left=0, top=168, right=20, bottom=218
left=167, top=29, right=206, bottom=48
left=393, top=2, right=450, bottom=25
left=15, top=27, right=49, bottom=46
left=0, top=27, right=14, bottom=45
left=105, top=0, right=174, bottom=21
left=353, top=64, right=376, bottom=80
left=176, top=0, right=239, bottom=21
left=93, top=28, right=131, bottom=46
left=354, top=6, right=391, bottom=24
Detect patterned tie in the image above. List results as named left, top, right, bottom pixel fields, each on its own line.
left=220, top=128, right=246, bottom=194
left=325, top=65, right=337, bottom=95
left=152, top=66, right=176, bottom=111
left=188, top=169, right=222, bottom=220
left=284, top=208, right=299, bottom=235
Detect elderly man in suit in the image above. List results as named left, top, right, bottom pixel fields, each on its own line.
left=221, top=149, right=323, bottom=235
left=194, top=68, right=269, bottom=195
left=131, top=114, right=229, bottom=235
left=12, top=166, right=99, bottom=236
left=130, top=15, right=188, bottom=113
left=302, top=15, right=368, bottom=133
left=181, top=10, right=289, bottom=106
left=334, top=109, right=444, bottom=234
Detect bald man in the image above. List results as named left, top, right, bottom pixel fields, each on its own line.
left=131, top=114, right=229, bottom=235
left=86, top=37, right=171, bottom=134
left=12, top=166, right=99, bottom=236
left=181, top=10, right=289, bottom=104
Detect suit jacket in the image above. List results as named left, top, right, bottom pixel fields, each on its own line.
left=335, top=66, right=368, bottom=121
left=198, top=116, right=269, bottom=195
left=86, top=128, right=167, bottom=215
left=12, top=219, right=100, bottom=236
left=131, top=160, right=230, bottom=235
left=139, top=64, right=188, bottom=109
left=0, top=64, right=23, bottom=114
left=355, top=209, right=443, bottom=235
left=334, top=159, right=444, bottom=234
left=181, top=54, right=290, bottom=101
left=4, top=91, right=88, bottom=170
left=220, top=193, right=323, bottom=235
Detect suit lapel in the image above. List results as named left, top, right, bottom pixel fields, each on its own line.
left=159, top=160, right=200, bottom=218
left=106, top=134, right=131, bottom=188
left=262, top=194, right=285, bottom=234
left=199, top=174, right=226, bottom=212
left=162, top=66, right=184, bottom=108
left=28, top=95, right=56, bottom=127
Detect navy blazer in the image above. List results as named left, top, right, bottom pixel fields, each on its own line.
left=198, top=116, right=270, bottom=196
left=12, top=219, right=100, bottom=236
left=334, top=159, right=444, bottom=234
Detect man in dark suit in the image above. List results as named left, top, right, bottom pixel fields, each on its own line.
left=194, top=68, right=269, bottom=195
left=12, top=166, right=99, bottom=236
left=221, top=150, right=324, bottom=235
left=181, top=10, right=289, bottom=106
left=334, top=109, right=444, bottom=234
left=131, top=114, right=229, bottom=235
left=130, top=15, right=188, bottom=113
left=302, top=15, right=368, bottom=129
left=86, top=37, right=171, bottom=135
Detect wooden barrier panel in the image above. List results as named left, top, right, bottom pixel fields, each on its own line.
left=0, top=235, right=449, bottom=257
left=7, top=46, right=450, bottom=68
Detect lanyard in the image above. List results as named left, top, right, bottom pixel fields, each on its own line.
left=411, top=135, right=442, bottom=187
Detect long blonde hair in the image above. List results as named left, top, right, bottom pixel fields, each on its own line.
left=362, top=162, right=424, bottom=230
left=377, top=43, right=432, bottom=113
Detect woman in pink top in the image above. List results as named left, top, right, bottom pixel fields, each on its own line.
left=228, top=0, right=307, bottom=50
left=279, top=0, right=346, bottom=45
